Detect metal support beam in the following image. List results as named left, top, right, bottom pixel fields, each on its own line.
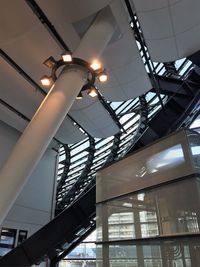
left=25, top=0, right=70, bottom=51
left=56, top=136, right=95, bottom=212
left=124, top=0, right=165, bottom=109
left=56, top=145, right=71, bottom=195
left=0, top=49, right=46, bottom=96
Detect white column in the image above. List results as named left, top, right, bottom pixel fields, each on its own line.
left=74, top=7, right=115, bottom=61
left=0, top=7, right=115, bottom=225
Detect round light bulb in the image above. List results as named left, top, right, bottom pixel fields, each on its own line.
left=62, top=51, right=72, bottom=62
left=90, top=60, right=101, bottom=71
left=40, top=75, right=51, bottom=86
left=98, top=72, right=108, bottom=83
left=88, top=87, right=98, bottom=97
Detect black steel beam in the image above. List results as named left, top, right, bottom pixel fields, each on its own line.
left=52, top=222, right=96, bottom=264
left=25, top=0, right=70, bottom=51
left=124, top=0, right=164, bottom=109
left=56, top=137, right=95, bottom=212
left=56, top=145, right=71, bottom=194
left=0, top=99, right=30, bottom=122
left=124, top=95, right=149, bottom=154
left=104, top=133, right=121, bottom=165
left=150, top=74, right=189, bottom=96
left=0, top=49, right=46, bottom=96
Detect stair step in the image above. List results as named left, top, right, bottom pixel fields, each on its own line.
left=181, top=82, right=197, bottom=96
left=187, top=70, right=200, bottom=83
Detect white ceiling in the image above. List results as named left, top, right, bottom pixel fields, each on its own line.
left=0, top=0, right=149, bottom=143
left=70, top=91, right=119, bottom=138
left=133, top=0, right=200, bottom=62
left=5, top=0, right=196, bottom=143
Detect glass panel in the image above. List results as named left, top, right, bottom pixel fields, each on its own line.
left=97, top=130, right=194, bottom=203
left=187, top=130, right=200, bottom=170
left=0, top=228, right=17, bottom=256
left=96, top=177, right=200, bottom=243
left=60, top=231, right=97, bottom=266
left=67, top=242, right=96, bottom=259
left=96, top=238, right=200, bottom=267
left=17, top=230, right=28, bottom=246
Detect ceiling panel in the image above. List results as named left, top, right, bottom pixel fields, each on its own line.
left=0, top=0, right=62, bottom=85
left=97, top=0, right=151, bottom=101
left=0, top=0, right=36, bottom=46
left=55, top=117, right=86, bottom=144
left=0, top=105, right=28, bottom=133
left=133, top=0, right=200, bottom=61
left=137, top=8, right=173, bottom=40
left=36, top=0, right=80, bottom=51
left=69, top=92, right=120, bottom=138
left=37, top=0, right=111, bottom=23
left=0, top=58, right=43, bottom=117
left=133, top=0, right=167, bottom=11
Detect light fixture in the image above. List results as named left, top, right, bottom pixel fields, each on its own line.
left=43, top=56, right=56, bottom=68
left=98, top=71, right=108, bottom=82
left=40, top=75, right=52, bottom=86
left=61, top=51, right=72, bottom=62
left=90, top=60, right=101, bottom=71
left=40, top=55, right=108, bottom=98
left=88, top=86, right=98, bottom=97
left=76, top=91, right=83, bottom=99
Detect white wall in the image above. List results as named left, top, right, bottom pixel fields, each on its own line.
left=2, top=148, right=57, bottom=234
left=0, top=120, right=58, bottom=266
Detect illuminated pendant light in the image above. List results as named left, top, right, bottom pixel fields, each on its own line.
left=61, top=51, right=72, bottom=62
left=40, top=75, right=52, bottom=86
left=98, top=71, right=108, bottom=82
left=88, top=86, right=98, bottom=97
left=90, top=60, right=101, bottom=71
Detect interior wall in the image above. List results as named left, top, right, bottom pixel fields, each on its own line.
left=0, top=120, right=58, bottom=239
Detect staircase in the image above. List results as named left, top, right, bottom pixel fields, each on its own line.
left=129, top=69, right=200, bottom=152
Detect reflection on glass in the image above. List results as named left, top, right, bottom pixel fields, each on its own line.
left=96, top=241, right=200, bottom=267
left=98, top=178, right=200, bottom=242
left=97, top=178, right=200, bottom=266
left=134, top=144, right=185, bottom=179
left=67, top=242, right=96, bottom=259
left=187, top=131, right=200, bottom=169
left=96, top=130, right=200, bottom=267
left=147, top=144, right=184, bottom=174
left=191, top=144, right=200, bottom=168
left=108, top=212, right=135, bottom=240
left=60, top=231, right=96, bottom=267
left=67, top=232, right=96, bottom=259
